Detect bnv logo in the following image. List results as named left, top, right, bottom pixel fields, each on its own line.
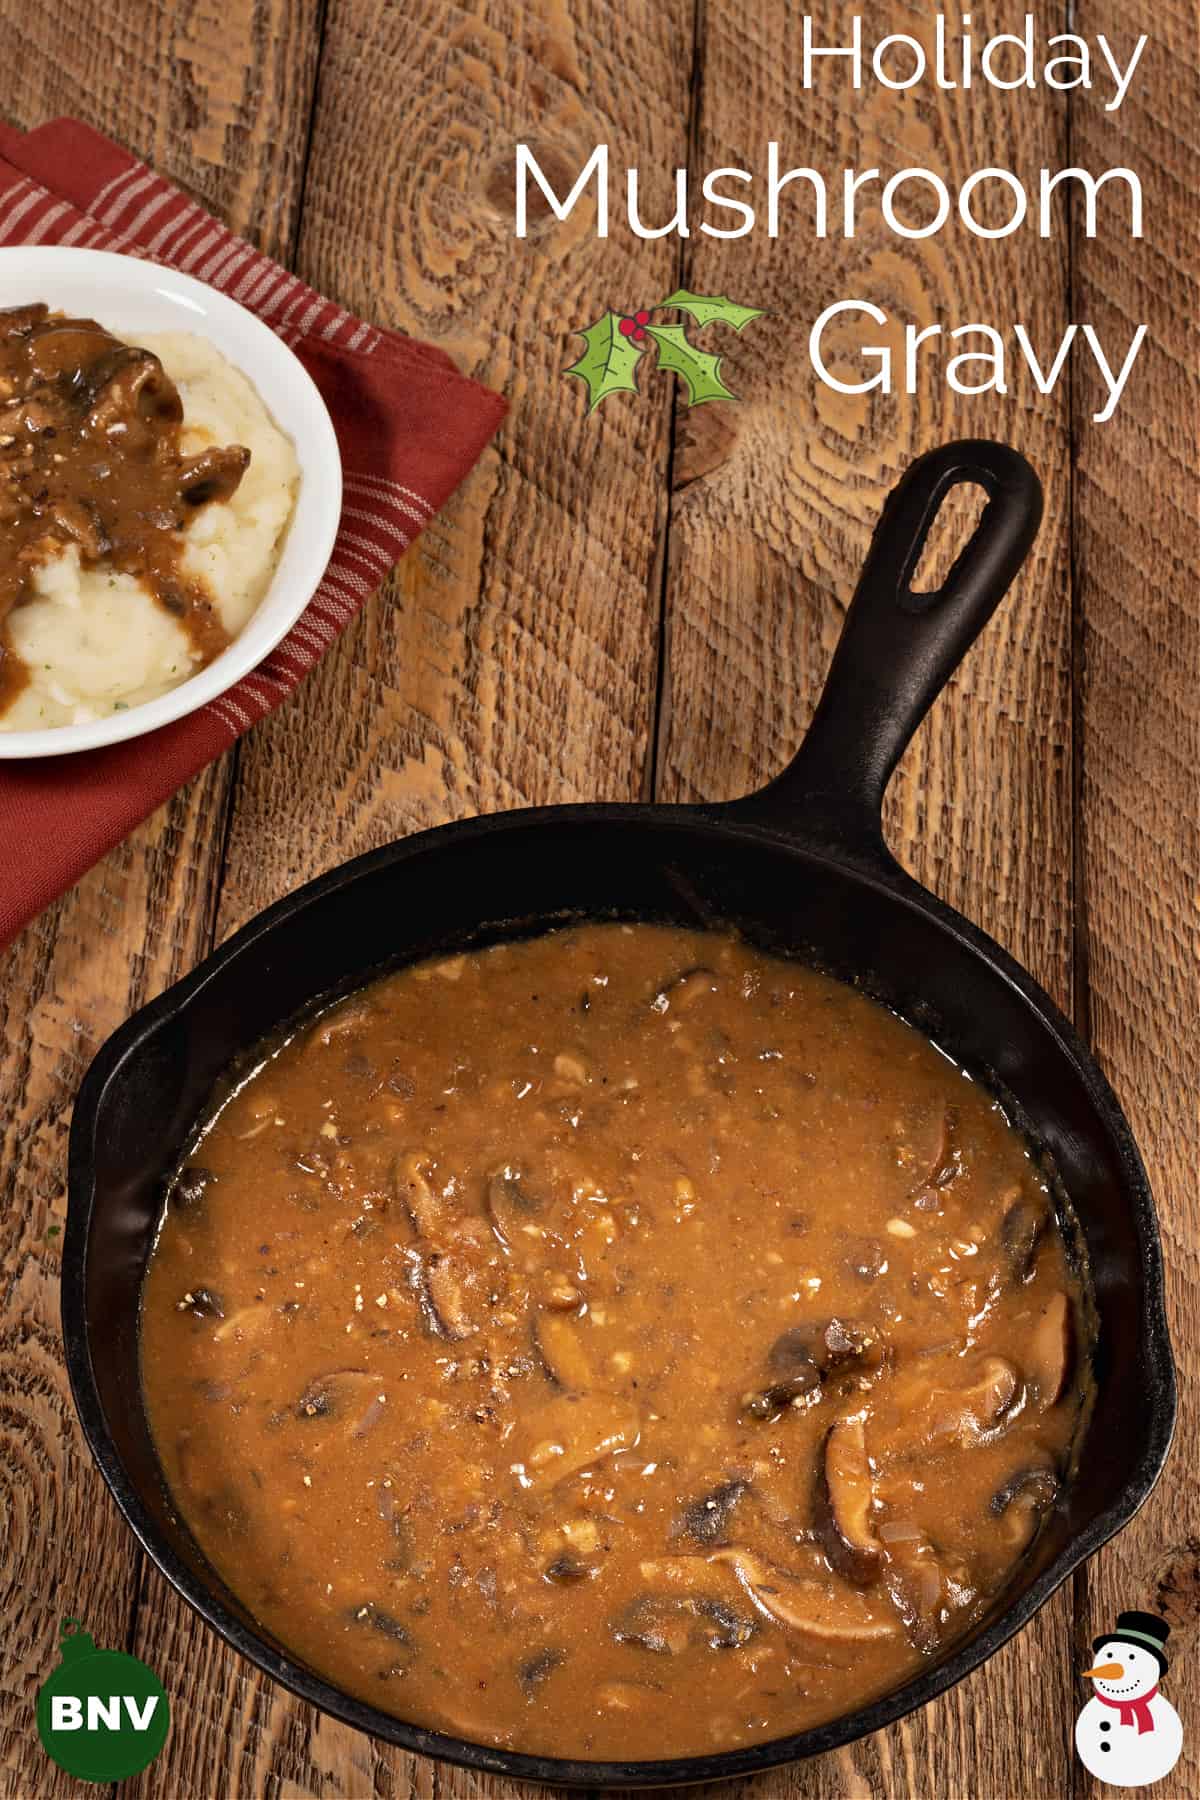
left=37, top=1618, right=170, bottom=1783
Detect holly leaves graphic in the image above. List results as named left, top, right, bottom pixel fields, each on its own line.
left=640, top=324, right=734, bottom=407
left=657, top=289, right=763, bottom=334
left=565, top=291, right=762, bottom=413
left=563, top=312, right=645, bottom=414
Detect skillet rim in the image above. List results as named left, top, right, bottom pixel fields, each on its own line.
left=63, top=798, right=1177, bottom=1787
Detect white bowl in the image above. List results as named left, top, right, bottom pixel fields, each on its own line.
left=0, top=246, right=342, bottom=758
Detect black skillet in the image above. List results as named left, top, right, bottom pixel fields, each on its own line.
left=64, top=439, right=1175, bottom=1785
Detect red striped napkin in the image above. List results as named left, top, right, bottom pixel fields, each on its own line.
left=0, top=118, right=507, bottom=947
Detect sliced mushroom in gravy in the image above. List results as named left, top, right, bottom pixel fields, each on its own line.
left=140, top=923, right=1092, bottom=1758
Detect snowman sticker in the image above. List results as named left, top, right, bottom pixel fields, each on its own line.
left=1076, top=1610, right=1183, bottom=1788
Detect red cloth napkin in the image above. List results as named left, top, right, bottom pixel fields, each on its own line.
left=0, top=119, right=507, bottom=947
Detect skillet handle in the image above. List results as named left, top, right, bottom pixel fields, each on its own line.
left=726, top=439, right=1043, bottom=867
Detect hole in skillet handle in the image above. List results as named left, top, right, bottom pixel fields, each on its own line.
left=724, top=439, right=1044, bottom=869
left=907, top=482, right=989, bottom=596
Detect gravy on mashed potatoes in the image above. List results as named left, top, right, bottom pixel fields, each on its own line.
left=0, top=304, right=299, bottom=730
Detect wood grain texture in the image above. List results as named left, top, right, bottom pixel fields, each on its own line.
left=212, top=0, right=698, bottom=935
left=127, top=1, right=695, bottom=1791
left=0, top=786, right=233, bottom=1800
left=0, top=0, right=321, bottom=262
left=656, top=9, right=1074, bottom=1788
left=1070, top=4, right=1200, bottom=1795
left=0, top=2, right=1194, bottom=1797
left=0, top=2, right=323, bottom=1796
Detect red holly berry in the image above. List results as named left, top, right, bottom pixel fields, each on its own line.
left=633, top=328, right=646, bottom=340
left=618, top=317, right=636, bottom=338
left=635, top=309, right=651, bottom=326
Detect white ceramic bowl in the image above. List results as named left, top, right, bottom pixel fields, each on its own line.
left=0, top=246, right=342, bottom=758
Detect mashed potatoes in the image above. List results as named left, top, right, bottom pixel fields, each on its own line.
left=1, top=330, right=299, bottom=731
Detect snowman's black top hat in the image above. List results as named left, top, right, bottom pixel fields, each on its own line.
left=1093, top=1610, right=1170, bottom=1676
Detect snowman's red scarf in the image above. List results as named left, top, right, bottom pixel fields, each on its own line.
left=1096, top=1687, right=1159, bottom=1733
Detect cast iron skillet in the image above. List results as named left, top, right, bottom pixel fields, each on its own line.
left=64, top=440, right=1175, bottom=1786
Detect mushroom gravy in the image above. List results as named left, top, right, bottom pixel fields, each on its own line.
left=140, top=924, right=1091, bottom=1759
left=0, top=304, right=248, bottom=712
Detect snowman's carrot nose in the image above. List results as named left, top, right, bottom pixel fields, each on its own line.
left=1083, top=1661, right=1124, bottom=1679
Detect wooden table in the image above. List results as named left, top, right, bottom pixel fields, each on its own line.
left=1, top=4, right=1196, bottom=1796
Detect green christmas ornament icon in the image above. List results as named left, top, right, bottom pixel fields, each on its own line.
left=36, top=1619, right=169, bottom=1783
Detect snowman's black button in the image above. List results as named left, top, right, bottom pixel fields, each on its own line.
left=1100, top=1721, right=1111, bottom=1732
left=1100, top=1744, right=1111, bottom=1753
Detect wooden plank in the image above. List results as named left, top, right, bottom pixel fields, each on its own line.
left=0, top=0, right=320, bottom=253
left=0, top=9, right=1182, bottom=1800
left=0, top=4, right=323, bottom=1795
left=127, top=0, right=696, bottom=1790
left=1070, top=4, right=1200, bottom=1795
left=655, top=4, right=1075, bottom=1795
